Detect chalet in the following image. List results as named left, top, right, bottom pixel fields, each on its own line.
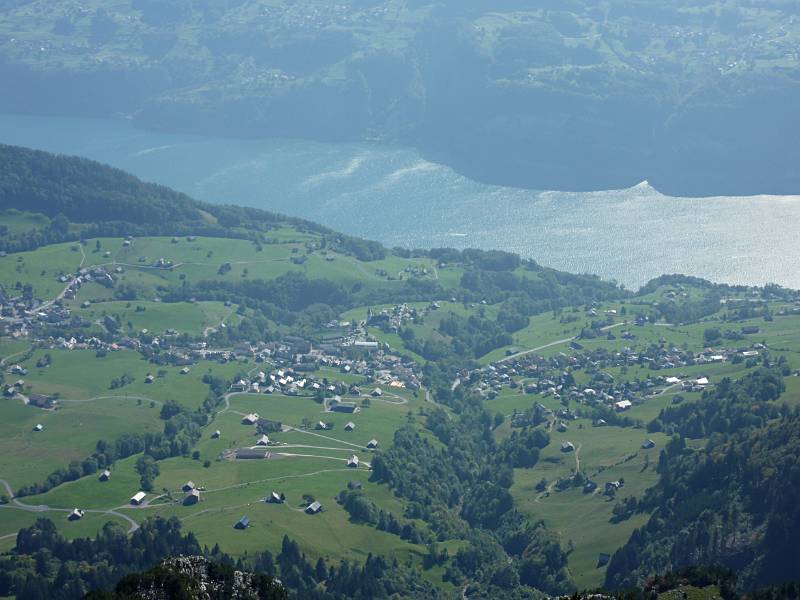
left=99, top=469, right=111, bottom=482
left=347, top=455, right=360, bottom=468
left=268, top=492, right=283, bottom=504
left=182, top=481, right=196, bottom=492
left=305, top=501, right=322, bottom=514
left=241, top=413, right=259, bottom=425
left=561, top=441, right=575, bottom=453
left=642, top=439, right=656, bottom=449
left=68, top=508, right=85, bottom=521
left=256, top=435, right=270, bottom=446
left=366, top=439, right=379, bottom=449
left=130, top=491, right=147, bottom=505
left=344, top=422, right=356, bottom=431
left=234, top=516, right=250, bottom=530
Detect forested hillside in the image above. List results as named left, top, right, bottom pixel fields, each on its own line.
left=606, top=370, right=800, bottom=591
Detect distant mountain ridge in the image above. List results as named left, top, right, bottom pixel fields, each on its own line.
left=1, top=1, right=799, bottom=196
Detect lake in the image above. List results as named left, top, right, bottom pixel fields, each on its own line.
left=2, top=112, right=799, bottom=290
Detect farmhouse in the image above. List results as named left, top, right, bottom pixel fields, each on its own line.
left=242, top=413, right=260, bottom=425
left=68, top=508, right=85, bottom=521
left=306, top=501, right=322, bottom=514
left=234, top=516, right=250, bottom=530
left=130, top=491, right=146, bottom=505
left=184, top=489, right=201, bottom=505
left=235, top=448, right=269, bottom=459
left=330, top=401, right=359, bottom=414
left=27, top=393, right=57, bottom=409
left=614, top=399, right=632, bottom=411
left=347, top=455, right=360, bottom=468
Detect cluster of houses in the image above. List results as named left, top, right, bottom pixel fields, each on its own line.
left=465, top=333, right=773, bottom=419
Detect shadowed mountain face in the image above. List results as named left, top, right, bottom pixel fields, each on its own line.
left=1, top=0, right=799, bottom=196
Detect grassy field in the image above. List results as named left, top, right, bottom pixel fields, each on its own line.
left=511, top=420, right=670, bottom=589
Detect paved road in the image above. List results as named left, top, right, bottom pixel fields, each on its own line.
left=498, top=322, right=626, bottom=363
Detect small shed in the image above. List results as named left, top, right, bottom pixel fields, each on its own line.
left=305, top=501, right=322, bottom=514
left=268, top=491, right=283, bottom=504
left=211, top=430, right=221, bottom=439
left=234, top=516, right=250, bottom=530
left=68, top=508, right=85, bottom=521
left=256, top=435, right=270, bottom=446
left=366, top=439, right=379, bottom=449
left=99, top=469, right=111, bottom=482
left=33, top=423, right=44, bottom=432
left=182, top=481, right=195, bottom=492
left=344, top=422, right=356, bottom=431
left=642, top=439, right=656, bottom=449
left=347, top=455, right=360, bottom=468
left=130, top=491, right=147, bottom=505
left=561, top=441, right=575, bottom=453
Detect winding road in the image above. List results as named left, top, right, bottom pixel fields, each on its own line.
left=0, top=479, right=140, bottom=536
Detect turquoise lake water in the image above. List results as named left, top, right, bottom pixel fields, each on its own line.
left=2, top=112, right=799, bottom=290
